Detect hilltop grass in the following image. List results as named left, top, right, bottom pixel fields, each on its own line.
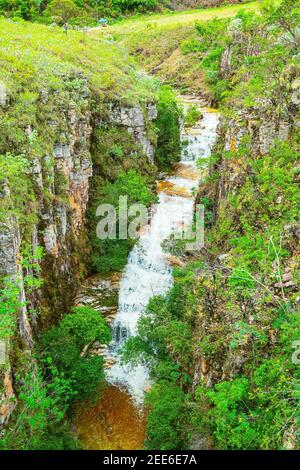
left=0, top=18, right=155, bottom=104
left=100, top=1, right=259, bottom=34
left=89, top=1, right=259, bottom=94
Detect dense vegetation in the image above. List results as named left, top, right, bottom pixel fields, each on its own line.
left=0, top=0, right=299, bottom=453
left=87, top=84, right=182, bottom=274
left=123, top=1, right=300, bottom=450
left=0, top=304, right=110, bottom=449
left=0, top=0, right=158, bottom=25
left=0, top=12, right=182, bottom=450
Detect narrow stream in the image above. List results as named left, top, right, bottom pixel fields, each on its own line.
left=75, top=98, right=219, bottom=450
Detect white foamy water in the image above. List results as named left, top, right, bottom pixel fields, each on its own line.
left=105, top=101, right=219, bottom=403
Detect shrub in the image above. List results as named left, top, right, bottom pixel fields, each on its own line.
left=155, top=85, right=182, bottom=169
left=90, top=169, right=157, bottom=274
left=46, top=0, right=81, bottom=25
left=184, top=104, right=201, bottom=128
left=40, top=306, right=111, bottom=405
left=145, top=383, right=188, bottom=450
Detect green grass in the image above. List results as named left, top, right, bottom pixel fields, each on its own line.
left=90, top=1, right=259, bottom=35
left=0, top=18, right=155, bottom=104
left=88, top=2, right=259, bottom=94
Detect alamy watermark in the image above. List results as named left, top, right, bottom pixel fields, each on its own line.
left=95, top=196, right=204, bottom=251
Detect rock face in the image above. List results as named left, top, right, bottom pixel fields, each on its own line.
left=0, top=219, right=20, bottom=275
left=0, top=370, right=16, bottom=427
left=107, top=103, right=157, bottom=163
left=0, top=77, right=157, bottom=426
left=0, top=81, right=7, bottom=108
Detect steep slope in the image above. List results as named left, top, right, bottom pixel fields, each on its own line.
left=89, top=1, right=259, bottom=94
left=122, top=2, right=300, bottom=450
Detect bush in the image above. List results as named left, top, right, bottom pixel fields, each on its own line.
left=145, top=383, right=188, bottom=450
left=90, top=169, right=157, bottom=274
left=0, top=0, right=40, bottom=21
left=40, top=306, right=111, bottom=404
left=184, top=104, right=201, bottom=128
left=112, top=0, right=158, bottom=13
left=60, top=305, right=111, bottom=348
left=155, top=85, right=182, bottom=169
left=46, top=0, right=81, bottom=25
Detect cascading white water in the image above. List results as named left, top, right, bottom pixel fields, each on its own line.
left=105, top=100, right=219, bottom=403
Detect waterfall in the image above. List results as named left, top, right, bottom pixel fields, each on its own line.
left=105, top=100, right=220, bottom=403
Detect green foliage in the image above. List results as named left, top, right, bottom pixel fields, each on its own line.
left=195, top=378, right=259, bottom=449
left=59, top=305, right=111, bottom=348
left=0, top=0, right=41, bottom=21
left=195, top=310, right=299, bottom=449
left=90, top=169, right=157, bottom=274
left=194, top=19, right=230, bottom=102
left=0, top=245, right=44, bottom=342
left=0, top=17, right=155, bottom=103
left=0, top=365, right=77, bottom=450
left=1, top=303, right=109, bottom=449
left=0, top=153, right=36, bottom=225
left=184, top=104, right=201, bottom=128
left=0, top=0, right=159, bottom=24
left=112, top=0, right=157, bottom=13
left=145, top=383, right=188, bottom=450
left=0, top=277, right=22, bottom=341
left=46, top=0, right=81, bottom=25
left=40, top=305, right=110, bottom=402
left=103, top=169, right=156, bottom=207
left=155, top=85, right=182, bottom=169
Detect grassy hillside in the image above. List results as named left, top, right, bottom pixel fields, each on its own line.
left=100, top=1, right=259, bottom=33
left=89, top=1, right=259, bottom=94
left=0, top=18, right=154, bottom=104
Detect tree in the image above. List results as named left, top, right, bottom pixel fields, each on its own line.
left=0, top=0, right=42, bottom=20
left=39, top=306, right=111, bottom=404
left=60, top=305, right=111, bottom=349
left=0, top=365, right=74, bottom=450
left=155, top=86, right=182, bottom=169
left=46, top=0, right=80, bottom=25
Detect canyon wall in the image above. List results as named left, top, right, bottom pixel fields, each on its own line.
left=0, top=70, right=157, bottom=426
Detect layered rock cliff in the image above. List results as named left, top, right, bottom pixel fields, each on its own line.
left=0, top=19, right=158, bottom=427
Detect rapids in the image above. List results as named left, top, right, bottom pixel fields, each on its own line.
left=106, top=100, right=219, bottom=403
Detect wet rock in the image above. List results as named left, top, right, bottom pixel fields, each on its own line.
left=217, top=253, right=229, bottom=262
left=75, top=275, right=119, bottom=320
left=146, top=102, right=158, bottom=121
left=291, top=78, right=300, bottom=105
left=0, top=220, right=20, bottom=275
left=283, top=424, right=298, bottom=450
left=189, top=433, right=214, bottom=450
left=108, top=104, right=144, bottom=127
